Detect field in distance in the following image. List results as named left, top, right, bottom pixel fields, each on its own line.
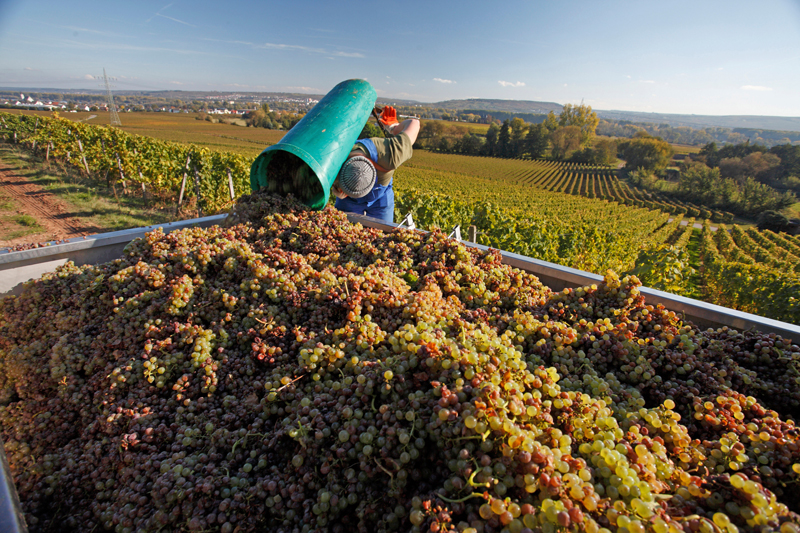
left=9, top=110, right=285, bottom=159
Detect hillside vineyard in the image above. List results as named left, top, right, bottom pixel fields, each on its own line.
left=1, top=194, right=800, bottom=533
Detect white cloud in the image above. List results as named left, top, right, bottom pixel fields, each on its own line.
left=434, top=78, right=455, bottom=84
left=639, top=80, right=655, bottom=84
left=741, top=85, right=772, bottom=91
left=498, top=80, right=525, bottom=87
left=332, top=51, right=363, bottom=58
left=168, top=80, right=183, bottom=85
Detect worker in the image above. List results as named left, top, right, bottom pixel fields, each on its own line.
left=331, top=106, right=420, bottom=223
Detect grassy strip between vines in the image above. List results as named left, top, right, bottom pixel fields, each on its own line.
left=1, top=193, right=800, bottom=533
left=0, top=144, right=181, bottom=245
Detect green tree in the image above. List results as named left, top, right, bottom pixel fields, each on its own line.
left=699, top=141, right=718, bottom=158
left=571, top=138, right=617, bottom=166
left=484, top=123, right=500, bottom=156
left=498, top=120, right=511, bottom=157
left=630, top=167, right=657, bottom=188
left=358, top=122, right=383, bottom=140
left=246, top=108, right=273, bottom=128
left=770, top=144, right=800, bottom=180
left=525, top=123, right=549, bottom=159
left=617, top=136, right=674, bottom=172
left=543, top=111, right=559, bottom=132
left=719, top=157, right=749, bottom=180
left=677, top=162, right=724, bottom=203
left=549, top=126, right=582, bottom=159
left=510, top=117, right=527, bottom=157
left=558, top=103, right=599, bottom=146
left=419, top=121, right=446, bottom=150
left=458, top=132, right=483, bottom=155
left=743, top=152, right=781, bottom=181
left=591, top=138, right=617, bottom=166
left=757, top=210, right=792, bottom=233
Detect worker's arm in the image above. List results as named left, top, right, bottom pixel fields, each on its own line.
left=385, top=118, right=420, bottom=144
left=331, top=182, right=348, bottom=199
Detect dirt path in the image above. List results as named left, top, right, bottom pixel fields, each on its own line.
left=0, top=162, right=99, bottom=247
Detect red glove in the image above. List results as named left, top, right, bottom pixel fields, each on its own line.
left=378, top=106, right=399, bottom=129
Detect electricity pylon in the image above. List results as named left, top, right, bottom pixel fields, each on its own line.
left=103, top=68, right=122, bottom=127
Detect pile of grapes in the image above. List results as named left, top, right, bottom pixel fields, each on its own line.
left=262, top=151, right=323, bottom=205
left=2, top=192, right=800, bottom=533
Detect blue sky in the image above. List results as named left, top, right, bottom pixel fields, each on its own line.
left=1, top=0, right=799, bottom=116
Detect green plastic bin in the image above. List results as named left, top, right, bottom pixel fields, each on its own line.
left=250, top=79, right=377, bottom=209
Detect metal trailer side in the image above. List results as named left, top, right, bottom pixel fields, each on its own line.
left=1, top=213, right=799, bottom=532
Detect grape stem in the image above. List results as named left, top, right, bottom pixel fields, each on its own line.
left=436, top=491, right=486, bottom=504
left=231, top=432, right=268, bottom=455
left=275, top=374, right=306, bottom=392
left=466, top=470, right=490, bottom=489
left=254, top=316, right=274, bottom=326
left=374, top=458, right=394, bottom=479
left=453, top=435, right=484, bottom=441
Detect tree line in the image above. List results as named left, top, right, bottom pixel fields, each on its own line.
left=598, top=120, right=800, bottom=149
left=242, top=103, right=304, bottom=131
left=414, top=104, right=618, bottom=166
left=621, top=133, right=800, bottom=220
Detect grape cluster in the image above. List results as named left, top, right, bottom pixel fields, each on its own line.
left=1, top=192, right=799, bottom=533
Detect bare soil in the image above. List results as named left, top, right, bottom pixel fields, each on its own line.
left=0, top=161, right=99, bottom=247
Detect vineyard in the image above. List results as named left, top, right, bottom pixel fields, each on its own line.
left=2, top=111, right=800, bottom=324
left=0, top=111, right=253, bottom=215
left=405, top=152, right=734, bottom=223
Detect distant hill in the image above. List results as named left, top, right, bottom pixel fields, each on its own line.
left=429, top=98, right=563, bottom=114
left=594, top=110, right=800, bottom=133
left=4, top=87, right=799, bottom=133
left=426, top=98, right=800, bottom=133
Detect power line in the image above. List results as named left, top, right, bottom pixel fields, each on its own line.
left=102, top=68, right=121, bottom=127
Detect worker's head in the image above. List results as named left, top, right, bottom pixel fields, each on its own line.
left=335, top=155, right=376, bottom=198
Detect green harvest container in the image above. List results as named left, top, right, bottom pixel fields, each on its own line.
left=250, top=79, right=377, bottom=209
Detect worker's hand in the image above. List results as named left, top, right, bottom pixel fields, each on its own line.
left=378, top=106, right=399, bottom=129
left=332, top=182, right=347, bottom=199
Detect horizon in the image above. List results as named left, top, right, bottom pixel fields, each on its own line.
left=5, top=87, right=800, bottom=121
left=1, top=0, right=799, bottom=117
